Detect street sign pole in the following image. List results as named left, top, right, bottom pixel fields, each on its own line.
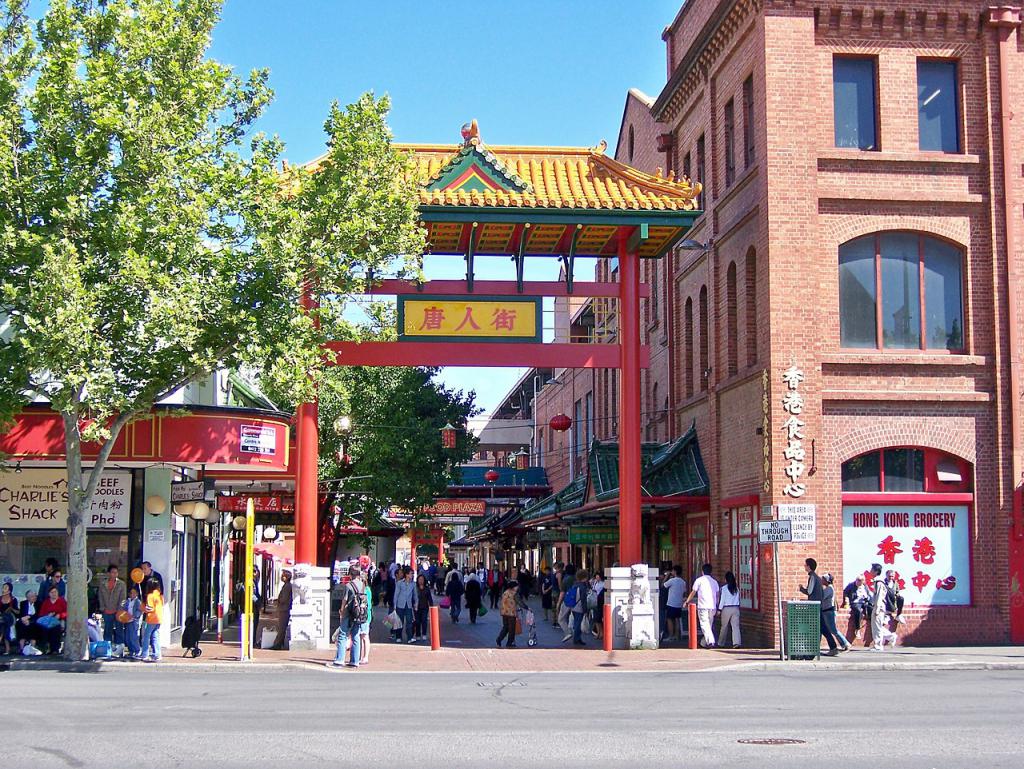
left=775, top=540, right=784, bottom=661
left=758, top=517, right=793, bottom=662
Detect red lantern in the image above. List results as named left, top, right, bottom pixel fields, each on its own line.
left=485, top=469, right=500, bottom=483
left=440, top=423, right=458, bottom=449
left=549, top=414, right=571, bottom=432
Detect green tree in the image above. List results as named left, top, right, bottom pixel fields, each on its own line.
left=0, top=0, right=423, bottom=660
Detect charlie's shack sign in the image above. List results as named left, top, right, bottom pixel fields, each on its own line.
left=0, top=469, right=132, bottom=529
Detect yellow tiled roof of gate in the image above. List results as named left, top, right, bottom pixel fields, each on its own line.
left=397, top=142, right=701, bottom=211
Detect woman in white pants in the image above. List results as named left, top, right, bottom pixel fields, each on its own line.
left=717, top=571, right=742, bottom=648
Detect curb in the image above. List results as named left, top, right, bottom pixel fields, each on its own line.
left=5, top=658, right=1024, bottom=674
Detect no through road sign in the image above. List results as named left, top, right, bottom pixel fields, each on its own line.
left=758, top=519, right=793, bottom=544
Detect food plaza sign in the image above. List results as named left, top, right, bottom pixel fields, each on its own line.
left=842, top=505, right=970, bottom=606
left=0, top=468, right=132, bottom=529
left=398, top=296, right=541, bottom=342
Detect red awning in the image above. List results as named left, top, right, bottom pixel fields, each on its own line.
left=254, top=541, right=294, bottom=564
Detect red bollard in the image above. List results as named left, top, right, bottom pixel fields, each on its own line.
left=429, top=605, right=440, bottom=651
left=688, top=603, right=698, bottom=650
left=603, top=603, right=613, bottom=653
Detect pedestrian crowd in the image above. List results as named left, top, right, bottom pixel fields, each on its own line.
left=2, top=558, right=167, bottom=661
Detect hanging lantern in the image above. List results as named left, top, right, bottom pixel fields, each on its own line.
left=144, top=495, right=167, bottom=516
left=190, top=501, right=211, bottom=521
left=549, top=414, right=571, bottom=432
left=440, top=422, right=458, bottom=449
left=231, top=515, right=246, bottom=531
left=173, top=501, right=196, bottom=517
left=484, top=469, right=500, bottom=484
left=515, top=448, right=529, bottom=471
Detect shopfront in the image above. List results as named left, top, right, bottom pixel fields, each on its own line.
left=840, top=447, right=974, bottom=609
left=0, top=467, right=142, bottom=605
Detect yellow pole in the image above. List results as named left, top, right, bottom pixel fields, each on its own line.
left=242, top=497, right=255, bottom=661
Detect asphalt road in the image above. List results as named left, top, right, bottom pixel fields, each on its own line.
left=6, top=667, right=1022, bottom=768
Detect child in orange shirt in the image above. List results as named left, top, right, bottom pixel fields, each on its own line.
left=141, top=588, right=164, bottom=662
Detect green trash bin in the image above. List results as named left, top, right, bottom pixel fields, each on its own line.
left=785, top=600, right=821, bottom=660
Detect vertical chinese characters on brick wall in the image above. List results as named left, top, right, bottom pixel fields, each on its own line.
left=780, top=365, right=806, bottom=498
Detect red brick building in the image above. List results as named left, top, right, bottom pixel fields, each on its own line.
left=532, top=0, right=1024, bottom=645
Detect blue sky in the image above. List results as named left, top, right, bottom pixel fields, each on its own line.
left=211, top=0, right=678, bottom=413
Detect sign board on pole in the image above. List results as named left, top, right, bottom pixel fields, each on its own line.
left=170, top=480, right=211, bottom=503
left=758, top=518, right=793, bottom=544
left=775, top=503, right=816, bottom=543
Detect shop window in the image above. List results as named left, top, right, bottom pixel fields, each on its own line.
left=917, top=60, right=960, bottom=153
left=745, top=247, right=757, bottom=366
left=833, top=56, right=878, bottom=150
left=841, top=447, right=973, bottom=607
left=726, top=261, right=738, bottom=376
left=839, top=232, right=964, bottom=351
left=682, top=150, right=691, bottom=182
left=729, top=506, right=759, bottom=610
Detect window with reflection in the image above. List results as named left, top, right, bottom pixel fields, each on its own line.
left=839, top=233, right=964, bottom=351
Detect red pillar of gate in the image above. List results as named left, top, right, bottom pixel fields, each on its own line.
left=618, top=229, right=643, bottom=565
left=295, top=283, right=319, bottom=566
left=437, top=531, right=445, bottom=565
left=410, top=529, right=418, bottom=570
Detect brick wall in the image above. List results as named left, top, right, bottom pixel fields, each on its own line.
left=610, top=0, right=1024, bottom=646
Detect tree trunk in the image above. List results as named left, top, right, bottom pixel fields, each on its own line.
left=62, top=413, right=90, bottom=661
left=61, top=409, right=132, bottom=661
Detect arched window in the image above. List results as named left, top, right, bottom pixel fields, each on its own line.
left=684, top=297, right=694, bottom=398
left=745, top=247, right=757, bottom=366
left=841, top=448, right=972, bottom=494
left=726, top=262, right=738, bottom=376
left=839, top=232, right=964, bottom=351
left=699, top=285, right=709, bottom=389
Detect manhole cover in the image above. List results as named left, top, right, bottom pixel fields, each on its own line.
left=737, top=738, right=806, bottom=746
left=477, top=681, right=527, bottom=688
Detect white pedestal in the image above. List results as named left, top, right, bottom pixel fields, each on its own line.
left=605, top=565, right=660, bottom=650
left=287, top=563, right=331, bottom=650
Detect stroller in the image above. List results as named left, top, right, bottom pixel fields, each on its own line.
left=181, top=614, right=203, bottom=658
left=524, top=609, right=538, bottom=647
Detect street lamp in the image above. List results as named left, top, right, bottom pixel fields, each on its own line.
left=333, top=415, right=352, bottom=435
left=514, top=448, right=529, bottom=471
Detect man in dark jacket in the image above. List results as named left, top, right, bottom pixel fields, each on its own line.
left=798, top=557, right=837, bottom=655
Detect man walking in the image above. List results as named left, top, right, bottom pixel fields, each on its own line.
left=270, top=570, right=293, bottom=651
left=798, top=557, right=838, bottom=655
left=685, top=564, right=720, bottom=648
left=393, top=567, right=417, bottom=642
left=332, top=564, right=368, bottom=668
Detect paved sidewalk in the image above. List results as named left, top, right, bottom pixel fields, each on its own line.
left=6, top=594, right=1023, bottom=672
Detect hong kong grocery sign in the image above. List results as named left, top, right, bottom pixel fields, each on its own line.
left=842, top=505, right=970, bottom=606
left=0, top=468, right=132, bottom=529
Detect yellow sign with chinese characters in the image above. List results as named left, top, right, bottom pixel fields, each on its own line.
left=398, top=296, right=541, bottom=342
